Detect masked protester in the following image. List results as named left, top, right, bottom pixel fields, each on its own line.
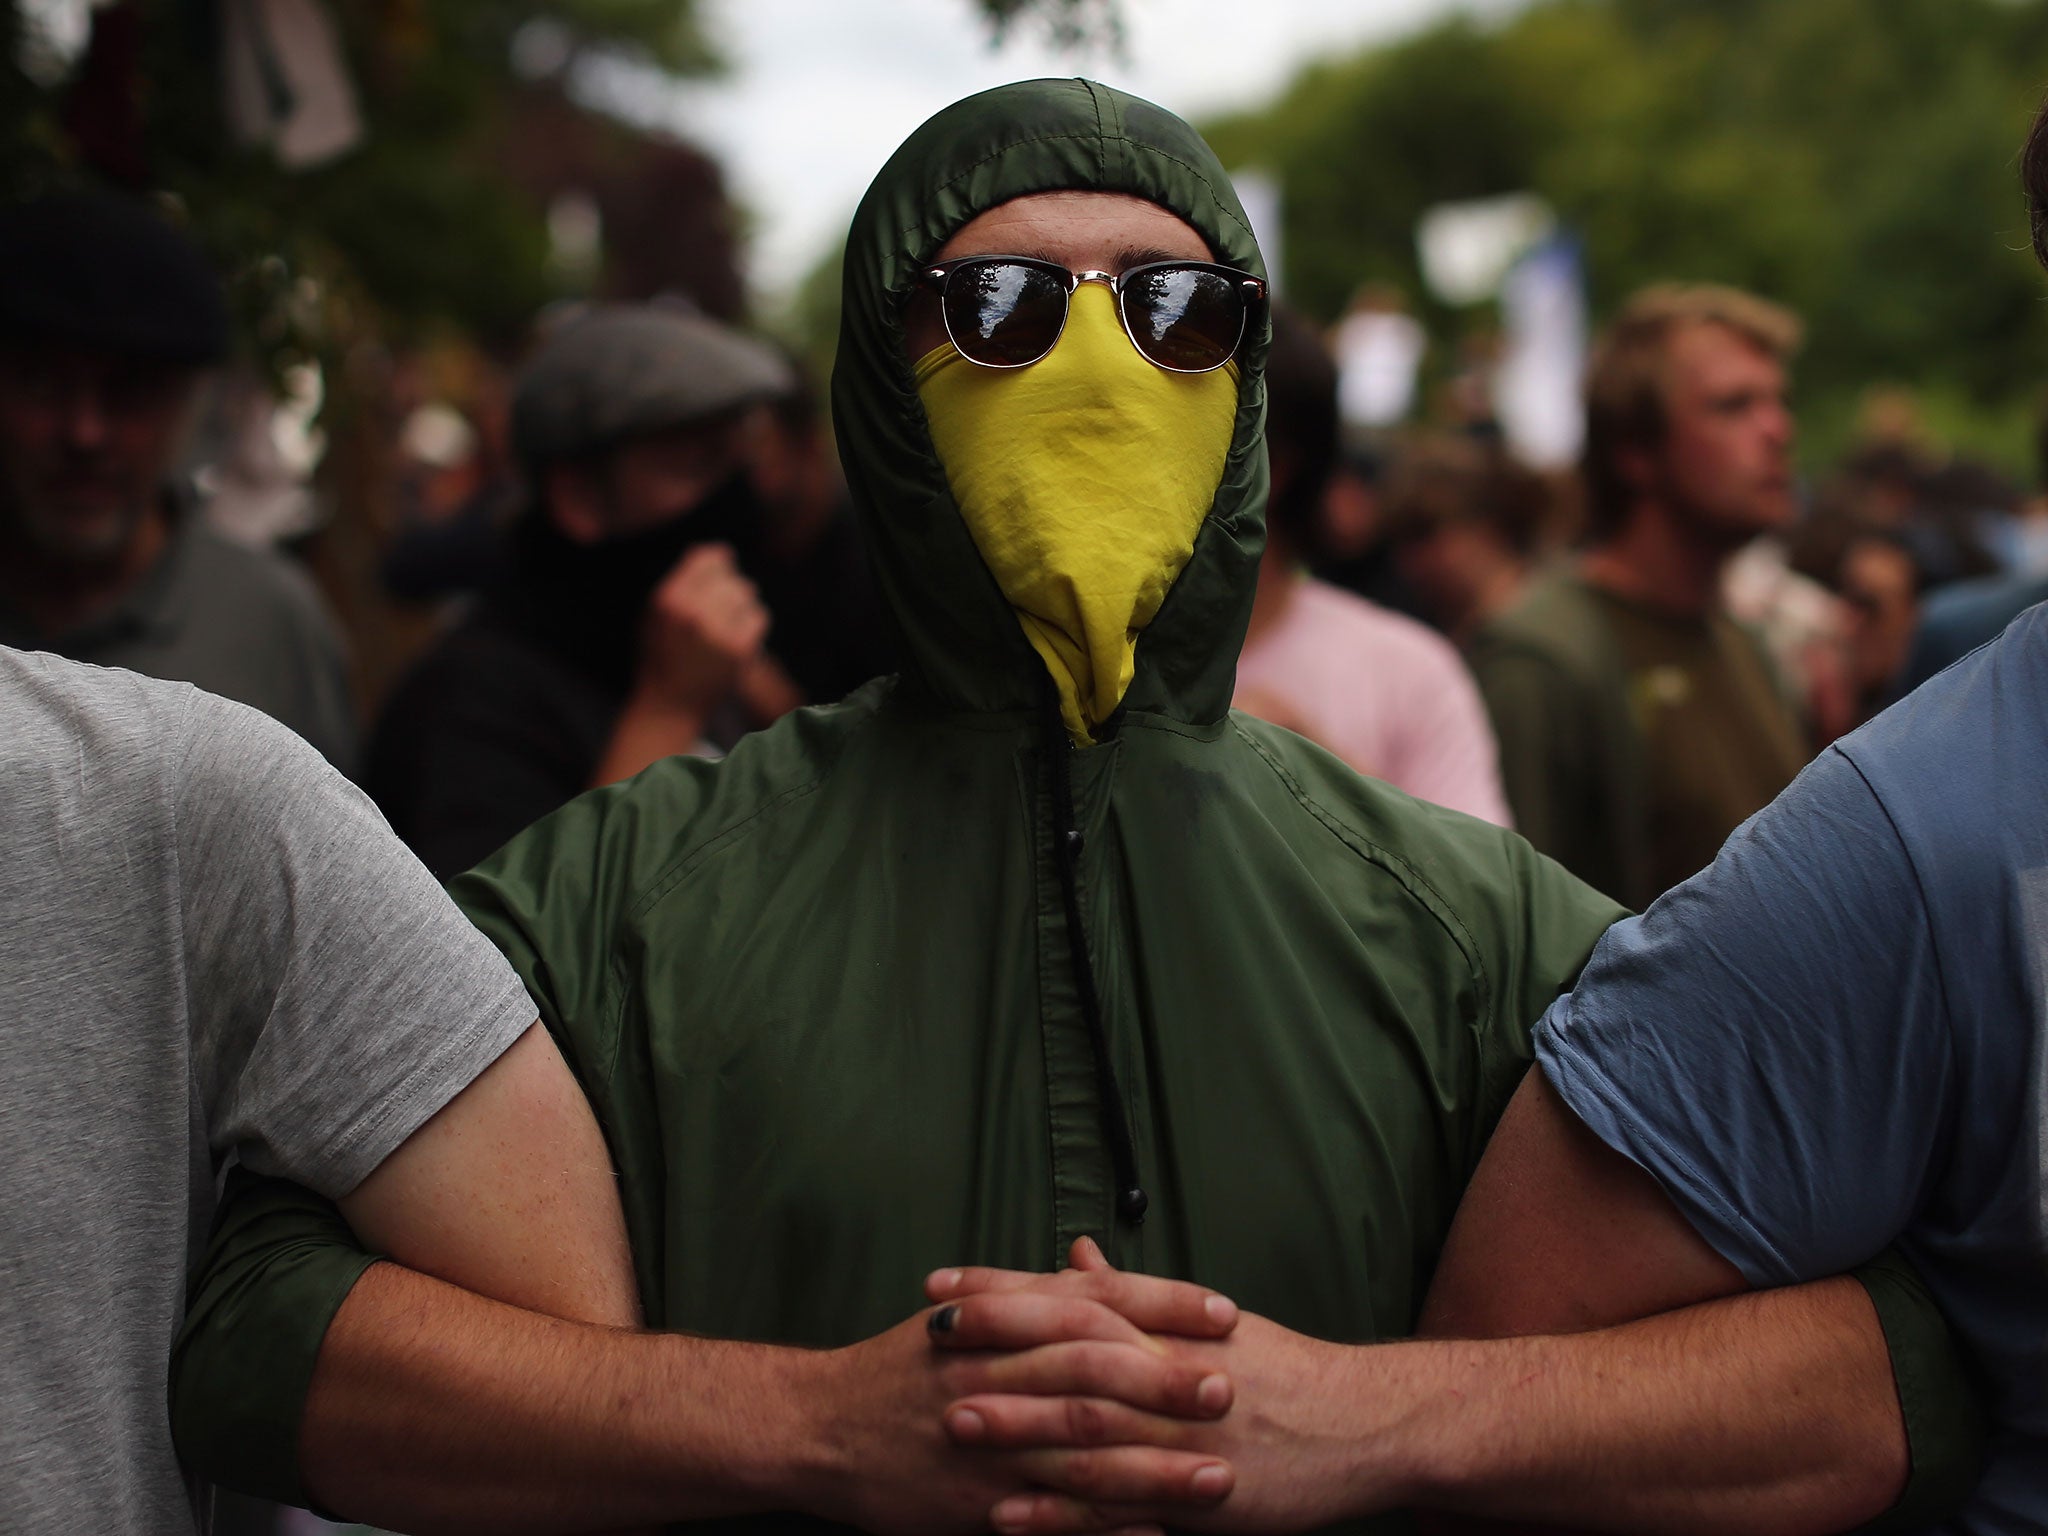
left=170, top=81, right=1975, bottom=1536
left=365, top=304, right=800, bottom=879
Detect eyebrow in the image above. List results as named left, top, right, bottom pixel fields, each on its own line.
left=990, top=243, right=1210, bottom=272
left=1111, top=243, right=1200, bottom=269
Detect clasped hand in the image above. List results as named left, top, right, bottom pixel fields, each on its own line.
left=919, top=1238, right=1369, bottom=1536
left=804, top=1236, right=1237, bottom=1536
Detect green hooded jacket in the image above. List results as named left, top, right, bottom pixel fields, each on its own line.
left=170, top=79, right=1979, bottom=1531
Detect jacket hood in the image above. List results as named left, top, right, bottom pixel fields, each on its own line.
left=831, top=77, right=1270, bottom=728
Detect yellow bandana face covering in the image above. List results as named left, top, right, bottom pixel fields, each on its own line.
left=916, top=283, right=1239, bottom=744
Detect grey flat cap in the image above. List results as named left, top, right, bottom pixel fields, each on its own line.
left=512, top=303, right=796, bottom=465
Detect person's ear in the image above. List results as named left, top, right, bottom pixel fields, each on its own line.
left=544, top=463, right=609, bottom=544
left=1613, top=442, right=1659, bottom=501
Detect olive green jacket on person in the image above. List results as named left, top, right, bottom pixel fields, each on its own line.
left=169, top=79, right=1982, bottom=1533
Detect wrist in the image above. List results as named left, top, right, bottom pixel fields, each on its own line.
left=1360, top=1339, right=1524, bottom=1515
left=749, top=1341, right=853, bottom=1521
left=1319, top=1340, right=1459, bottom=1518
left=636, top=1337, right=839, bottom=1519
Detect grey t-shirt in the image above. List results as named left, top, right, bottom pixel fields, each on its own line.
left=0, top=649, right=536, bottom=1533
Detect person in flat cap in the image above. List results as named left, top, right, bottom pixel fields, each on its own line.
left=0, top=188, right=356, bottom=769
left=171, top=81, right=1975, bottom=1535
left=364, top=301, right=803, bottom=879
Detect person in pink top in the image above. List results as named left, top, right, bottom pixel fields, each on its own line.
left=1234, top=308, right=1513, bottom=827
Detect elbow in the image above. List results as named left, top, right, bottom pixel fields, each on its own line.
left=1745, top=1353, right=1910, bottom=1536
left=1750, top=1437, right=1906, bottom=1536
left=1830, top=1378, right=1912, bottom=1533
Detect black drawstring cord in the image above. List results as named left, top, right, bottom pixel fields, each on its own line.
left=1043, top=693, right=1149, bottom=1225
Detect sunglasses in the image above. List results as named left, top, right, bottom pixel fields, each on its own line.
left=918, top=255, right=1266, bottom=374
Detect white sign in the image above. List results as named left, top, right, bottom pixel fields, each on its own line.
left=1415, top=192, right=1555, bottom=307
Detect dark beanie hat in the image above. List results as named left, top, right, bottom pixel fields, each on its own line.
left=0, top=190, right=229, bottom=364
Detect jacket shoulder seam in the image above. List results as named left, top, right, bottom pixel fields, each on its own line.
left=626, top=707, right=881, bottom=925
left=595, top=765, right=835, bottom=1047
left=1229, top=718, right=1490, bottom=1008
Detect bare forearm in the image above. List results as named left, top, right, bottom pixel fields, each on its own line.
left=1369, top=1279, right=1905, bottom=1535
left=301, top=1261, right=826, bottom=1535
left=590, top=691, right=708, bottom=788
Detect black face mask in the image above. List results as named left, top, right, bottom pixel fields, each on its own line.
left=501, top=469, right=764, bottom=693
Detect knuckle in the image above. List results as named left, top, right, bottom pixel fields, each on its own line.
left=1062, top=1450, right=1111, bottom=1498
left=1074, top=1270, right=1117, bottom=1304
left=1063, top=1340, right=1117, bottom=1392
left=1065, top=1396, right=1110, bottom=1445
left=1059, top=1296, right=1105, bottom=1333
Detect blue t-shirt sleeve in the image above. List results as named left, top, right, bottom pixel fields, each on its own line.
left=1534, top=744, right=1954, bottom=1286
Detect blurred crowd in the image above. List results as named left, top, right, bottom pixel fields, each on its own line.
left=7, top=183, right=2042, bottom=916
left=14, top=54, right=2048, bottom=1536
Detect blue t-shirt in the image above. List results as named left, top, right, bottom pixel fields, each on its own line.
left=1537, top=604, right=2048, bottom=1536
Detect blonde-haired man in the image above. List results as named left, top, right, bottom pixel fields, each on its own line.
left=1470, top=283, right=1810, bottom=908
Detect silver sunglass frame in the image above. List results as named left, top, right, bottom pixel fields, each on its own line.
left=918, top=255, right=1266, bottom=373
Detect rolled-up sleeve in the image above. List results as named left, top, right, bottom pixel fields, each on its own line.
left=1535, top=744, right=1953, bottom=1285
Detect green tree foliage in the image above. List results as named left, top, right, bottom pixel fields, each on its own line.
left=1206, top=0, right=2048, bottom=464
left=1, top=2, right=733, bottom=372
left=0, top=0, right=1097, bottom=372
left=980, top=0, right=1124, bottom=50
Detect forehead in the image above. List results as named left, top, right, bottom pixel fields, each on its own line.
left=934, top=191, right=1213, bottom=269
left=1662, top=320, right=1785, bottom=394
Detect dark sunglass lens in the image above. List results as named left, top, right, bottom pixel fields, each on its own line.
left=943, top=261, right=1067, bottom=367
left=1124, top=267, right=1244, bottom=372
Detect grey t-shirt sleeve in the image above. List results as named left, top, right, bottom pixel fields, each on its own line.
left=1534, top=744, right=1953, bottom=1285
left=174, top=689, right=537, bottom=1199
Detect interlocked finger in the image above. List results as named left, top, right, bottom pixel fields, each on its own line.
left=946, top=1393, right=1202, bottom=1453
left=928, top=1246, right=1236, bottom=1340
left=993, top=1492, right=1172, bottom=1536
left=925, top=1292, right=1154, bottom=1354
left=988, top=1448, right=1233, bottom=1534
left=971, top=1338, right=1233, bottom=1419
left=1018, top=1445, right=1232, bottom=1508
left=927, top=1263, right=1061, bottom=1300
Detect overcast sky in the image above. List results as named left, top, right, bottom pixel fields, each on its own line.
left=648, top=0, right=1524, bottom=305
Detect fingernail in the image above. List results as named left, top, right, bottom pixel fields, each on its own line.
left=1197, top=1373, right=1231, bottom=1413
left=928, top=1304, right=959, bottom=1334
left=929, top=1268, right=963, bottom=1294
left=946, top=1406, right=986, bottom=1442
left=1192, top=1463, right=1231, bottom=1499
left=1204, top=1293, right=1238, bottom=1326
left=992, top=1495, right=1036, bottom=1531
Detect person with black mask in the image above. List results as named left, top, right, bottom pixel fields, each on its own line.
left=365, top=304, right=797, bottom=879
